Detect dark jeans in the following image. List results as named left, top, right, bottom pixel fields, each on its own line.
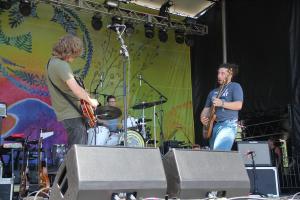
left=62, top=117, right=87, bottom=148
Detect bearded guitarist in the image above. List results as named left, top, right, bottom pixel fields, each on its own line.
left=46, top=35, right=99, bottom=147
left=200, top=63, right=243, bottom=151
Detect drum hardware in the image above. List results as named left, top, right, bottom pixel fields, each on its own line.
left=95, top=105, right=122, bottom=120
left=132, top=75, right=168, bottom=150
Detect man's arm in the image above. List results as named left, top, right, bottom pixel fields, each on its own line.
left=66, top=78, right=98, bottom=108
left=222, top=101, right=243, bottom=110
left=212, top=98, right=243, bottom=111
left=200, top=107, right=210, bottom=126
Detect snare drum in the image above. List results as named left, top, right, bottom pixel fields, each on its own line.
left=87, top=126, right=110, bottom=145
left=118, top=130, right=145, bottom=147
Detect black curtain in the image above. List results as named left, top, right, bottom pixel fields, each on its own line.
left=191, top=4, right=223, bottom=146
left=191, top=0, right=291, bottom=145
left=289, top=0, right=300, bottom=154
left=226, top=0, right=290, bottom=116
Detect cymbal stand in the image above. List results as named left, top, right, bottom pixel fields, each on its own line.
left=114, top=25, right=129, bottom=146
left=139, top=77, right=168, bottom=152
left=153, top=105, right=157, bottom=148
left=140, top=107, right=146, bottom=139
left=99, top=93, right=110, bottom=106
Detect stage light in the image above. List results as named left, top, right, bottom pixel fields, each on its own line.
left=185, top=34, right=195, bottom=47
left=125, top=21, right=134, bottom=36
left=144, top=15, right=154, bottom=39
left=144, top=22, right=155, bottom=39
left=19, top=0, right=31, bottom=16
left=158, top=27, right=168, bottom=43
left=0, top=0, right=12, bottom=10
left=91, top=14, right=103, bottom=31
left=174, top=29, right=185, bottom=44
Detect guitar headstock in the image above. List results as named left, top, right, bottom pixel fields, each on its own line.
left=222, top=64, right=238, bottom=84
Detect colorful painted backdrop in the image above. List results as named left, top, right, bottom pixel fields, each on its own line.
left=0, top=2, right=194, bottom=150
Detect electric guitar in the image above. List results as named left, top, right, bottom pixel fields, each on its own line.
left=19, top=143, right=30, bottom=198
left=202, top=83, right=225, bottom=139
left=74, top=76, right=97, bottom=128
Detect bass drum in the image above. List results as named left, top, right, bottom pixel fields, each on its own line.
left=118, top=130, right=145, bottom=148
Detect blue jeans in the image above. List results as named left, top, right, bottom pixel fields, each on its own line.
left=209, top=119, right=238, bottom=151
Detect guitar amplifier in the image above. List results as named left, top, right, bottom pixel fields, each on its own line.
left=237, top=141, right=272, bottom=166
left=0, top=178, right=13, bottom=200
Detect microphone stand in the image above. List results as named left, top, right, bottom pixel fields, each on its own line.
left=249, top=151, right=266, bottom=197
left=92, top=77, right=103, bottom=100
left=140, top=77, right=168, bottom=153
left=114, top=25, right=129, bottom=146
left=99, top=93, right=110, bottom=106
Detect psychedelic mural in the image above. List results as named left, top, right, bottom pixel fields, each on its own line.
left=0, top=2, right=195, bottom=150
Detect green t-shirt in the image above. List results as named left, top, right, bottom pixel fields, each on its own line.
left=46, top=57, right=81, bottom=121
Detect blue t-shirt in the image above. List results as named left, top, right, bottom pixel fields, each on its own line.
left=105, top=118, right=119, bottom=133
left=205, top=82, right=243, bottom=122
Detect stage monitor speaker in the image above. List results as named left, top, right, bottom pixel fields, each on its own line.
left=246, top=167, right=279, bottom=197
left=237, top=141, right=272, bottom=167
left=0, top=178, right=13, bottom=200
left=162, top=149, right=250, bottom=199
left=49, top=145, right=167, bottom=200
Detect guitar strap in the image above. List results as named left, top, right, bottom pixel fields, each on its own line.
left=46, top=58, right=83, bottom=116
left=218, top=82, right=231, bottom=98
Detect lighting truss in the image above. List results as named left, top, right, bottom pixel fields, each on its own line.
left=38, top=0, right=208, bottom=35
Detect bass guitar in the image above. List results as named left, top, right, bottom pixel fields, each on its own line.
left=202, top=83, right=225, bottom=139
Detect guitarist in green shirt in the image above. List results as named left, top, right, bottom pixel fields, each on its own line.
left=46, top=35, right=99, bottom=147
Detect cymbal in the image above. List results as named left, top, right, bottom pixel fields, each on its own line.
left=137, top=118, right=152, bottom=123
left=95, top=106, right=122, bottom=120
left=132, top=100, right=167, bottom=110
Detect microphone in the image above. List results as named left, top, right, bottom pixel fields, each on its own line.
left=100, top=72, right=104, bottom=88
left=246, top=150, right=255, bottom=155
left=138, top=74, right=142, bottom=86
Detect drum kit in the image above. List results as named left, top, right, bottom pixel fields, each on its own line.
left=86, top=99, right=166, bottom=148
